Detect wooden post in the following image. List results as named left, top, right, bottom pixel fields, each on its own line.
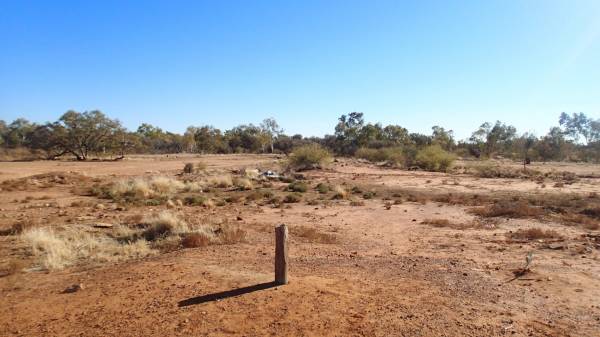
left=275, top=224, right=288, bottom=285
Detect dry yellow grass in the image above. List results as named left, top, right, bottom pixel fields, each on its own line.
left=21, top=226, right=155, bottom=270
left=209, top=174, right=233, bottom=188
left=234, top=177, right=254, bottom=190
left=332, top=185, right=348, bottom=199
left=107, top=176, right=186, bottom=201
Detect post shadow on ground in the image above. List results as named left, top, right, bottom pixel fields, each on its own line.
left=178, top=281, right=278, bottom=307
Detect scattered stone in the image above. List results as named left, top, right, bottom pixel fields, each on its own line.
left=94, top=203, right=105, bottom=210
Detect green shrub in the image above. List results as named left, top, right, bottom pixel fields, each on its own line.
left=355, top=147, right=405, bottom=166
left=288, top=144, right=332, bottom=170
left=315, top=183, right=330, bottom=194
left=415, top=145, right=456, bottom=172
left=288, top=181, right=308, bottom=193
left=283, top=193, right=302, bottom=203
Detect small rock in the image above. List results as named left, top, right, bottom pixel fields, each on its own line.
left=94, top=203, right=105, bottom=210
left=236, top=216, right=243, bottom=221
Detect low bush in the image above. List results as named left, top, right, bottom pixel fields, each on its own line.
left=288, top=144, right=332, bottom=170
left=184, top=195, right=214, bottom=207
left=470, top=200, right=544, bottom=218
left=181, top=232, right=212, bottom=248
left=315, top=183, right=330, bottom=194
left=362, top=191, right=375, bottom=199
left=141, top=211, right=190, bottom=241
left=101, top=176, right=185, bottom=203
left=234, top=177, right=254, bottom=191
left=209, top=174, right=233, bottom=188
left=509, top=228, right=562, bottom=241
left=415, top=145, right=456, bottom=172
left=284, top=193, right=302, bottom=203
left=288, top=181, right=308, bottom=193
left=356, top=147, right=405, bottom=166
left=290, top=226, right=337, bottom=244
left=331, top=185, right=348, bottom=200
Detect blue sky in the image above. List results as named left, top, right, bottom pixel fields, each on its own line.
left=1, top=0, right=599, bottom=140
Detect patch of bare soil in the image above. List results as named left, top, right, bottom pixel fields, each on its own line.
left=1, top=155, right=599, bottom=336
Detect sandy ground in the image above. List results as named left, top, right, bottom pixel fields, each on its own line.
left=0, top=155, right=599, bottom=336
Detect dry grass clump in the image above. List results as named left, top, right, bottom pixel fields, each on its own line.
left=291, top=226, right=337, bottom=244
left=331, top=185, right=348, bottom=200
left=102, top=176, right=185, bottom=203
left=181, top=224, right=245, bottom=247
left=209, top=174, right=233, bottom=188
left=19, top=211, right=247, bottom=270
left=421, top=218, right=496, bottom=230
left=315, top=183, right=330, bottom=194
left=284, top=193, right=302, bottom=203
left=21, top=226, right=155, bottom=270
left=471, top=163, right=536, bottom=179
left=421, top=218, right=452, bottom=227
left=350, top=200, right=365, bottom=206
left=150, top=176, right=185, bottom=195
left=288, top=144, right=333, bottom=171
left=183, top=181, right=205, bottom=193
left=1, top=218, right=39, bottom=236
left=560, top=213, right=599, bottom=230
left=288, top=181, right=308, bottom=193
left=218, top=225, right=247, bottom=244
left=508, top=228, right=563, bottom=241
left=234, top=177, right=254, bottom=190
left=184, top=195, right=215, bottom=208
left=141, top=211, right=191, bottom=241
left=421, top=218, right=468, bottom=229
left=181, top=232, right=212, bottom=248
left=470, top=200, right=543, bottom=218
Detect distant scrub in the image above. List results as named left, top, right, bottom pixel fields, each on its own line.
left=288, top=144, right=332, bottom=171
left=356, top=147, right=405, bottom=167
left=415, top=145, right=456, bottom=172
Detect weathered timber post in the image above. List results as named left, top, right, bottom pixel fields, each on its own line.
left=275, top=224, right=288, bottom=285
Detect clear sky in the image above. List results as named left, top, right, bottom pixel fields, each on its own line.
left=1, top=0, right=599, bottom=140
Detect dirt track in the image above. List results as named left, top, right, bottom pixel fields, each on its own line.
left=1, top=155, right=599, bottom=336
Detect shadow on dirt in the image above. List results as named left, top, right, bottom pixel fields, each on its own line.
left=178, top=281, right=278, bottom=307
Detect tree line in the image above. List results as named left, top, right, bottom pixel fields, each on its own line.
left=0, top=110, right=599, bottom=162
